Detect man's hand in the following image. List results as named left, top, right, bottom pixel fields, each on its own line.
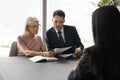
left=40, top=51, right=55, bottom=57
left=74, top=47, right=81, bottom=55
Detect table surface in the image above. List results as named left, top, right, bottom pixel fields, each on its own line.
left=0, top=56, right=77, bottom=80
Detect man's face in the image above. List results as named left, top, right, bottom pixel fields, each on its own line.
left=52, top=15, right=65, bottom=31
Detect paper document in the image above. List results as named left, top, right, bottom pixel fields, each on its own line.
left=54, top=46, right=71, bottom=54
left=59, top=54, right=73, bottom=58
left=29, top=56, right=58, bottom=62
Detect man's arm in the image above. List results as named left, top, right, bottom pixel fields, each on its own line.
left=45, top=31, right=54, bottom=51
left=73, top=27, right=84, bottom=51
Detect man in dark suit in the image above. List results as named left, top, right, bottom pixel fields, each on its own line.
left=45, top=9, right=84, bottom=57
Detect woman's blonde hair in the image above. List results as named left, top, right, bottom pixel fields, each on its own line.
left=24, top=16, right=39, bottom=34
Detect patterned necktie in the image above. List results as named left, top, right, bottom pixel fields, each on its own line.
left=58, top=31, right=64, bottom=47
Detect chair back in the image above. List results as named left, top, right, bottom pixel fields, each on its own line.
left=9, top=41, right=18, bottom=56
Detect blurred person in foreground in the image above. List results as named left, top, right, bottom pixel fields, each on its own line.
left=68, top=5, right=120, bottom=80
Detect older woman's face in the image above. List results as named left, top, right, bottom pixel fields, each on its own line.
left=28, top=21, right=39, bottom=35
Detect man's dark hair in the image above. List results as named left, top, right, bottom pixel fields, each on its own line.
left=53, top=9, right=65, bottom=19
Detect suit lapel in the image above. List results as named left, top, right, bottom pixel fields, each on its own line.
left=52, top=28, right=59, bottom=39
left=64, top=26, right=68, bottom=44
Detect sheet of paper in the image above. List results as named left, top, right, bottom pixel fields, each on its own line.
left=59, top=54, right=73, bottom=58
left=54, top=46, right=72, bottom=54
left=29, top=56, right=58, bottom=62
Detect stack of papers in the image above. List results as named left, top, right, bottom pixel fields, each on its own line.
left=53, top=46, right=73, bottom=58
left=59, top=54, right=73, bottom=58
left=29, top=56, right=58, bottom=62
left=29, top=46, right=73, bottom=62
left=54, top=46, right=71, bottom=54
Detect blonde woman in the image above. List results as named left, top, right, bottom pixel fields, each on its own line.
left=17, top=16, right=54, bottom=57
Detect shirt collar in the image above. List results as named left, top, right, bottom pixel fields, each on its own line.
left=54, top=26, right=64, bottom=33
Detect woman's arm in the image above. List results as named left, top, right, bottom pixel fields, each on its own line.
left=17, top=36, right=53, bottom=57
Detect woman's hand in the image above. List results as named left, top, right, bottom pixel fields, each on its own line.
left=24, top=50, right=33, bottom=56
left=40, top=51, right=55, bottom=57
left=23, top=50, right=55, bottom=57
left=48, top=51, right=55, bottom=57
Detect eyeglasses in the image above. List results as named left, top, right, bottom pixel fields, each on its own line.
left=30, top=24, right=41, bottom=28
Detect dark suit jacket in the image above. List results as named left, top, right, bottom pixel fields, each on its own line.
left=45, top=25, right=84, bottom=54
